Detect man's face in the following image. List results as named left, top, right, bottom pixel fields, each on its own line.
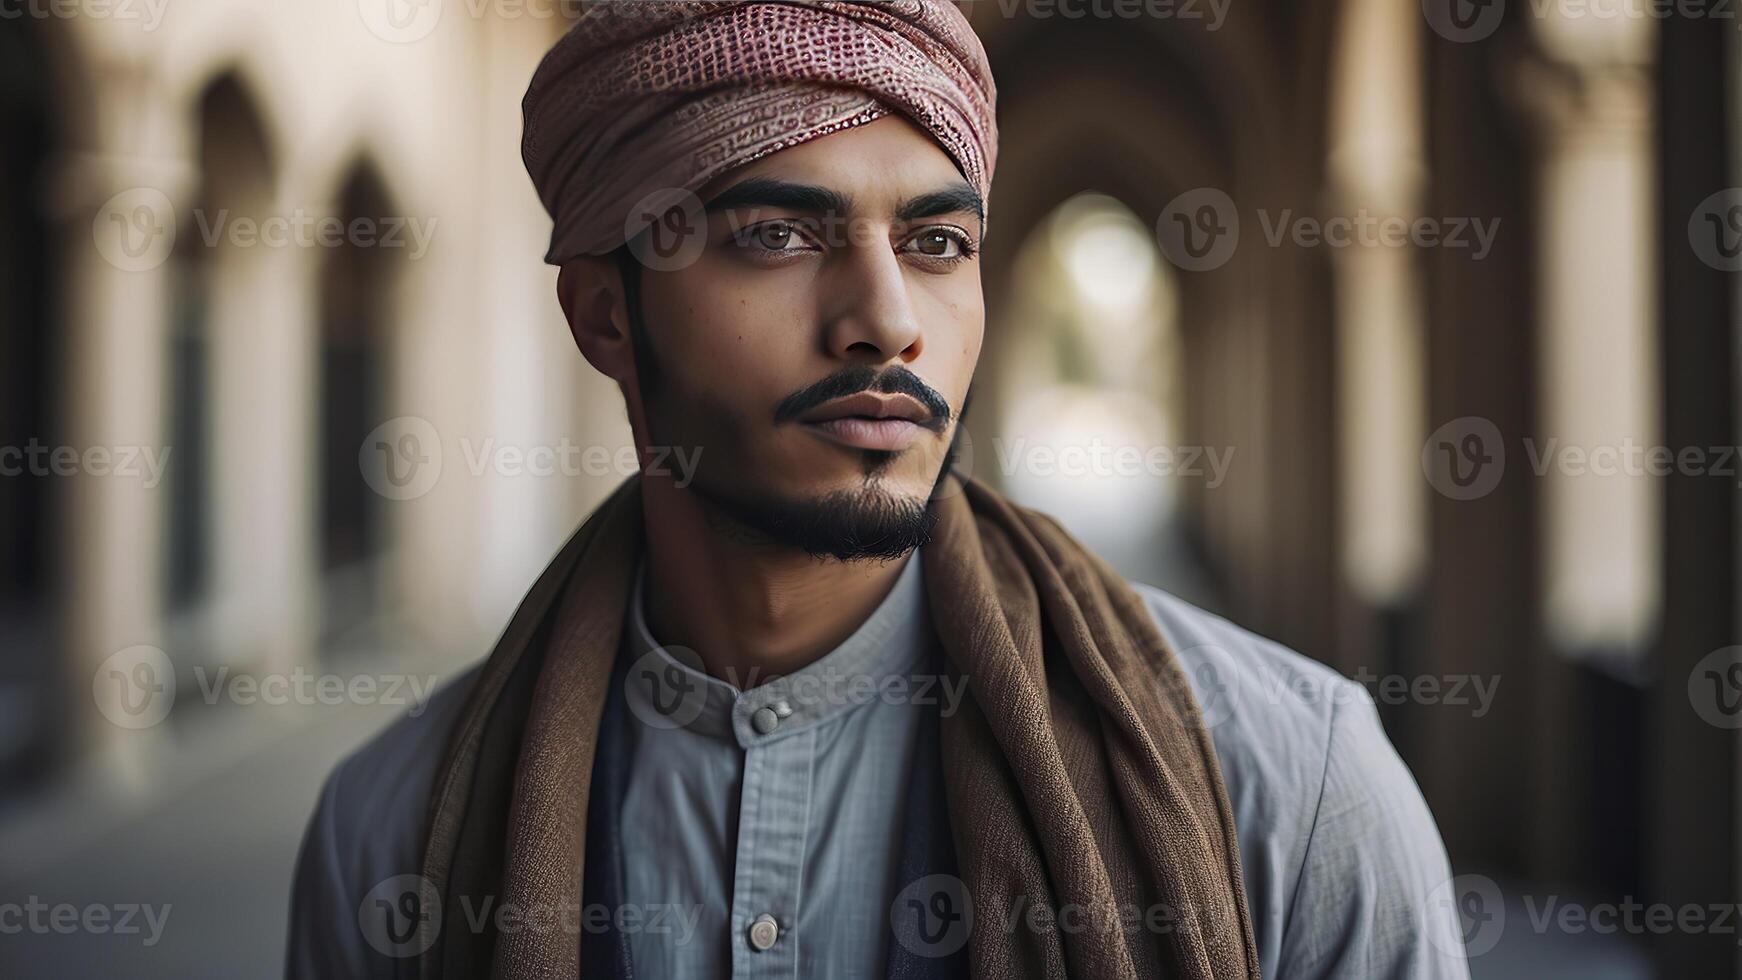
left=622, top=115, right=986, bottom=560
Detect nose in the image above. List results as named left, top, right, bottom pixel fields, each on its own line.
left=821, top=241, right=925, bottom=364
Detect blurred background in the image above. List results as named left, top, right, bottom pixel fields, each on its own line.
left=0, top=0, right=1736, bottom=976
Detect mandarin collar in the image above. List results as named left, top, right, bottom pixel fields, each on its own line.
left=621, top=550, right=930, bottom=749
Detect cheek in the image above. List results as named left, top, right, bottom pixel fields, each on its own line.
left=922, top=282, right=985, bottom=401
left=643, top=265, right=817, bottom=394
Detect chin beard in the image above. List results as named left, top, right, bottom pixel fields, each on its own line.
left=692, top=480, right=937, bottom=562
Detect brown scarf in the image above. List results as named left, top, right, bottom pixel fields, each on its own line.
left=417, top=472, right=1259, bottom=979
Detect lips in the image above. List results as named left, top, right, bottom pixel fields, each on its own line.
left=797, top=392, right=938, bottom=452
left=796, top=392, right=934, bottom=426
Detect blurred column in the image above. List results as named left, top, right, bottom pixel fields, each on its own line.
left=1524, top=13, right=1661, bottom=667
left=1326, top=0, right=1429, bottom=611
left=58, top=50, right=186, bottom=775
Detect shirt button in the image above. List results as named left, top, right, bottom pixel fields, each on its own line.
left=747, top=913, right=779, bottom=951
left=751, top=706, right=780, bottom=734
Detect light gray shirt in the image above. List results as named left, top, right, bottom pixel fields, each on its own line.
left=288, top=560, right=1471, bottom=979
left=617, top=550, right=934, bottom=978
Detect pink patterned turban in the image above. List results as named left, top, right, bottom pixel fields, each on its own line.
left=522, top=0, right=999, bottom=265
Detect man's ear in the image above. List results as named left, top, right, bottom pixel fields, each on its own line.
left=557, top=256, right=635, bottom=384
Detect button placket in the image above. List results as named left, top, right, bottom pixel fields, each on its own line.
left=728, top=728, right=813, bottom=978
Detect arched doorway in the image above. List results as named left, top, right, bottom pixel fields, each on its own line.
left=989, top=192, right=1218, bottom=606
left=162, top=73, right=278, bottom=658
left=316, top=158, right=404, bottom=648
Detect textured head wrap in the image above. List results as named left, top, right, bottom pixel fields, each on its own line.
left=522, top=0, right=999, bottom=264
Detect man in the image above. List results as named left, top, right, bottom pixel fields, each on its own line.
left=289, top=2, right=1469, bottom=978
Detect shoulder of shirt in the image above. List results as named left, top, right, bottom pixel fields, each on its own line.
left=1128, top=577, right=1390, bottom=809
left=1128, top=578, right=1361, bottom=740
left=1127, top=580, right=1465, bottom=978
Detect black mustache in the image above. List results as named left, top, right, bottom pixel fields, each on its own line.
left=773, top=365, right=952, bottom=431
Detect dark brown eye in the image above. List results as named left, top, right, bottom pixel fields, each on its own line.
left=915, top=231, right=953, bottom=256
left=754, top=222, right=795, bottom=250
left=907, top=228, right=971, bottom=260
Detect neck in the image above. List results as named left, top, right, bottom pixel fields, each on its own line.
left=638, top=476, right=913, bottom=688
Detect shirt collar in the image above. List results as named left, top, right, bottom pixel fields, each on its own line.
left=622, top=549, right=930, bottom=749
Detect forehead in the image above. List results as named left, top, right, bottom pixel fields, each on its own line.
left=696, top=114, right=969, bottom=208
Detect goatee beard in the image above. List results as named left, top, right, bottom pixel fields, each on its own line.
left=692, top=481, right=937, bottom=562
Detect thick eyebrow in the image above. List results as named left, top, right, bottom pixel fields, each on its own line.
left=703, top=177, right=854, bottom=217
left=896, top=182, right=984, bottom=228
left=703, top=176, right=985, bottom=229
